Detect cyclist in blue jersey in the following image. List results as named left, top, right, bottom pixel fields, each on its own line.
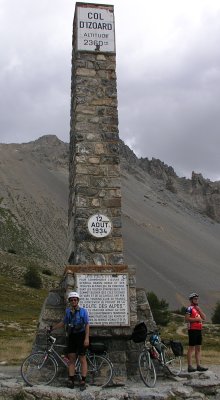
left=51, top=291, right=89, bottom=390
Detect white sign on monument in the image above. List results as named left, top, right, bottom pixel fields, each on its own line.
left=88, top=213, right=112, bottom=238
left=76, top=273, right=129, bottom=326
left=77, top=6, right=115, bottom=52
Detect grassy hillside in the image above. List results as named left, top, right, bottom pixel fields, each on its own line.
left=0, top=250, right=60, bottom=365
left=1, top=293, right=219, bottom=366
left=0, top=274, right=48, bottom=364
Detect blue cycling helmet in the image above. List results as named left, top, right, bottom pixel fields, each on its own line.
left=150, top=334, right=159, bottom=345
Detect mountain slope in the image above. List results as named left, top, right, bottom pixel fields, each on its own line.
left=0, top=135, right=220, bottom=318
left=0, top=136, right=68, bottom=269
left=121, top=168, right=220, bottom=315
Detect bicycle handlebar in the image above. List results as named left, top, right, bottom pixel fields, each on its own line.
left=44, top=329, right=57, bottom=344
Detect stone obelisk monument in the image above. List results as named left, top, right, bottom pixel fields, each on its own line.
left=65, top=3, right=137, bottom=379
left=38, top=2, right=154, bottom=382
left=64, top=2, right=155, bottom=379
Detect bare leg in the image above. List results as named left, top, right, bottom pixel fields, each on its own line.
left=80, top=354, right=87, bottom=378
left=187, top=346, right=195, bottom=367
left=195, top=345, right=201, bottom=367
left=79, top=355, right=87, bottom=391
left=68, top=353, right=76, bottom=377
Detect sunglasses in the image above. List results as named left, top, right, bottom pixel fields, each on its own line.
left=69, top=298, right=78, bottom=302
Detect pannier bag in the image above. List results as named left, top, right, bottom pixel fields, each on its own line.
left=170, top=340, right=183, bottom=356
left=89, top=342, right=107, bottom=354
left=130, top=322, right=148, bottom=343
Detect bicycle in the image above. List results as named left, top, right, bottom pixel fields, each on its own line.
left=138, top=331, right=182, bottom=388
left=21, top=332, right=113, bottom=388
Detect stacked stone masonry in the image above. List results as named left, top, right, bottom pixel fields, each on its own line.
left=68, top=38, right=123, bottom=265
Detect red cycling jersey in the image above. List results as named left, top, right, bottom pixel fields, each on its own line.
left=186, top=306, right=202, bottom=330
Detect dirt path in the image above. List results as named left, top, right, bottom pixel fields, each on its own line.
left=176, top=324, right=188, bottom=337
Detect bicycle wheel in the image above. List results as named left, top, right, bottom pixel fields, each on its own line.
left=138, top=350, right=156, bottom=388
left=86, top=354, right=113, bottom=387
left=163, top=346, right=182, bottom=376
left=21, top=351, right=57, bottom=386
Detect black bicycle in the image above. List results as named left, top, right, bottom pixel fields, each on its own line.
left=21, top=332, right=113, bottom=387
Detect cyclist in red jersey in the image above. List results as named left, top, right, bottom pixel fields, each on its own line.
left=185, top=293, right=208, bottom=372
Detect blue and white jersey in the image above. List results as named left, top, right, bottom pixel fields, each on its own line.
left=64, top=307, right=89, bottom=333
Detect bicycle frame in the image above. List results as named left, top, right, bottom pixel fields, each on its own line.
left=43, top=336, right=68, bottom=368
left=150, top=336, right=182, bottom=374
left=40, top=335, right=114, bottom=381
left=50, top=336, right=114, bottom=370
left=149, top=340, right=166, bottom=364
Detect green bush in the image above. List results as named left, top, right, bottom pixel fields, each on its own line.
left=24, top=266, right=42, bottom=289
left=172, top=306, right=186, bottom=315
left=7, top=248, right=17, bottom=254
left=42, top=268, right=52, bottom=276
left=147, top=291, right=171, bottom=326
left=211, top=301, right=220, bottom=324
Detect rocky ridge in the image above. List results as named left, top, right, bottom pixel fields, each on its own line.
left=120, top=140, right=220, bottom=222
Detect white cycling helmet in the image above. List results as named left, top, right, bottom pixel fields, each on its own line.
left=68, top=291, right=80, bottom=300
left=189, top=292, right=199, bottom=300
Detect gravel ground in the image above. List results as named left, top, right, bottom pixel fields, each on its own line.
left=0, top=364, right=220, bottom=400
left=0, top=363, right=220, bottom=379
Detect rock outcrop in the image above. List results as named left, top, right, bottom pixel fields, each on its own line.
left=0, top=366, right=220, bottom=400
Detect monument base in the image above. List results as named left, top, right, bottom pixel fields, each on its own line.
left=36, top=265, right=155, bottom=381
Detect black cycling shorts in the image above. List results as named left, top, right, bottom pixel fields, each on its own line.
left=67, top=331, right=86, bottom=355
left=188, top=329, right=202, bottom=346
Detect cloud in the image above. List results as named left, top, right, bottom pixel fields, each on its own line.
left=0, top=0, right=72, bottom=142
left=116, top=1, right=220, bottom=180
left=0, top=0, right=220, bottom=181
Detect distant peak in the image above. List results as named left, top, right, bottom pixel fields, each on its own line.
left=33, top=135, right=64, bottom=145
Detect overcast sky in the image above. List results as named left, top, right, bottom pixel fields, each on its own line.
left=1, top=0, right=220, bottom=181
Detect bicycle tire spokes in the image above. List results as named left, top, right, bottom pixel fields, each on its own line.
left=21, top=352, right=57, bottom=386
left=163, top=347, right=182, bottom=376
left=138, top=351, right=156, bottom=388
left=87, top=354, right=112, bottom=387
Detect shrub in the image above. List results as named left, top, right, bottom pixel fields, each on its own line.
left=7, top=248, right=17, bottom=254
left=147, top=291, right=171, bottom=326
left=172, top=306, right=186, bottom=315
left=211, top=301, right=220, bottom=324
left=42, top=269, right=52, bottom=276
left=24, top=266, right=42, bottom=289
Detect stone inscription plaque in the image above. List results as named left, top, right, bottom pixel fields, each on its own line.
left=77, top=6, right=115, bottom=52
left=76, top=273, right=129, bottom=326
